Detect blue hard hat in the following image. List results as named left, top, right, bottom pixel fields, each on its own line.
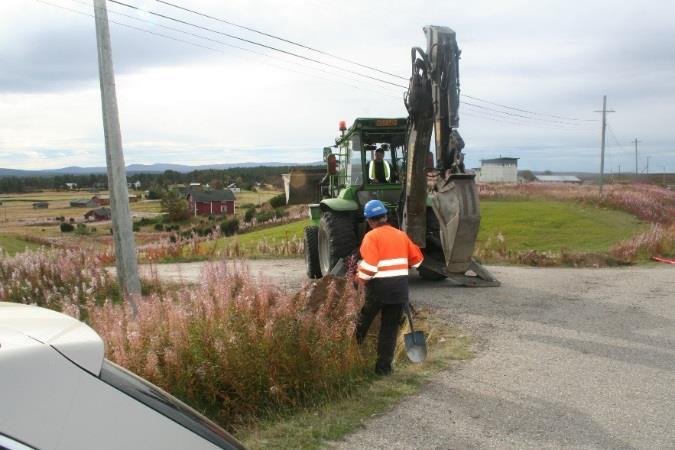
left=364, top=200, right=387, bottom=219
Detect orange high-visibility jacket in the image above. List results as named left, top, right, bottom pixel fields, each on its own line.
left=357, top=224, right=424, bottom=282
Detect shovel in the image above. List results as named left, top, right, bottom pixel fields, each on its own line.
left=403, top=303, right=427, bottom=363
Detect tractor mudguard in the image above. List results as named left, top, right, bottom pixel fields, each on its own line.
left=319, top=198, right=359, bottom=212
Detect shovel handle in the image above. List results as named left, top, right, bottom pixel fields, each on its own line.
left=404, top=303, right=415, bottom=334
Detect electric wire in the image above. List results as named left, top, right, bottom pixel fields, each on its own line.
left=107, top=0, right=598, bottom=127
left=153, top=0, right=408, bottom=81
left=31, top=0, right=597, bottom=133
left=461, top=94, right=597, bottom=122
left=114, top=1, right=597, bottom=126
left=152, top=0, right=598, bottom=124
left=461, top=100, right=593, bottom=128
left=606, top=124, right=628, bottom=151
left=108, top=0, right=409, bottom=90
left=34, top=0, right=404, bottom=101
left=461, top=107, right=594, bottom=132
left=70, top=0, right=405, bottom=98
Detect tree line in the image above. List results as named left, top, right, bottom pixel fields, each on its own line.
left=0, top=166, right=313, bottom=193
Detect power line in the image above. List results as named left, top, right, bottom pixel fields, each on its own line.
left=153, top=0, right=407, bottom=81
left=461, top=100, right=594, bottom=128
left=105, top=1, right=597, bottom=127
left=461, top=106, right=594, bottom=132
left=34, top=0, right=600, bottom=129
left=35, top=0, right=404, bottom=101
left=155, top=0, right=599, bottom=124
left=69, top=0, right=405, bottom=97
left=462, top=94, right=597, bottom=122
left=606, top=124, right=627, bottom=151
left=108, top=0, right=409, bottom=90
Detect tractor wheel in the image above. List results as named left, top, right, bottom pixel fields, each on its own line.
left=318, top=211, right=357, bottom=275
left=304, top=225, right=322, bottom=279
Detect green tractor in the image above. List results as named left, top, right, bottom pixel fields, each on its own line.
left=304, top=118, right=407, bottom=278
left=284, top=26, right=499, bottom=286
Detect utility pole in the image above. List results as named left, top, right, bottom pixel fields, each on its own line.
left=632, top=138, right=641, bottom=175
left=93, top=0, right=141, bottom=313
left=645, top=156, right=650, bottom=174
left=594, top=95, right=615, bottom=194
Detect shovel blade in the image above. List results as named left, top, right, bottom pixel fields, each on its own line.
left=404, top=331, right=427, bottom=363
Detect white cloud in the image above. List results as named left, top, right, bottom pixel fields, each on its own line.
left=0, top=0, right=673, bottom=172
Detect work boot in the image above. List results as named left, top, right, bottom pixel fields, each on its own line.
left=375, top=362, right=392, bottom=376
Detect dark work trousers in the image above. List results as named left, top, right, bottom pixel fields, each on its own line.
left=355, top=299, right=404, bottom=375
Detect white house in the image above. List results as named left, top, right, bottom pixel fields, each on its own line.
left=475, top=157, right=519, bottom=183
left=534, top=175, right=582, bottom=184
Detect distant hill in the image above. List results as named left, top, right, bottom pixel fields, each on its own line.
left=0, top=162, right=315, bottom=177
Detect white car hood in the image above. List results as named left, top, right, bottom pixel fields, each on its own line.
left=0, top=302, right=104, bottom=375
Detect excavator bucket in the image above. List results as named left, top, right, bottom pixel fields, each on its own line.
left=282, top=168, right=324, bottom=205
left=430, top=174, right=500, bottom=286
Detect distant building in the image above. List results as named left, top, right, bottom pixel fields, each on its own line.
left=127, top=180, right=142, bottom=190
left=32, top=202, right=49, bottom=209
left=534, top=175, right=582, bottom=184
left=92, top=194, right=137, bottom=206
left=70, top=198, right=98, bottom=208
left=84, top=207, right=112, bottom=221
left=92, top=195, right=110, bottom=206
left=476, top=157, right=519, bottom=183
left=187, top=190, right=236, bottom=216
left=226, top=183, right=241, bottom=193
left=65, top=183, right=78, bottom=190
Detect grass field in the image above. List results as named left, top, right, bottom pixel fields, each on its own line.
left=0, top=189, right=275, bottom=241
left=208, top=200, right=645, bottom=258
left=208, top=219, right=309, bottom=256
left=478, top=200, right=647, bottom=253
left=0, top=235, right=42, bottom=255
left=0, top=189, right=654, bottom=263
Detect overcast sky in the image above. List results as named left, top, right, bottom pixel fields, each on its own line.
left=1, top=0, right=673, bottom=172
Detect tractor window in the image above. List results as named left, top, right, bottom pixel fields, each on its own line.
left=350, top=155, right=363, bottom=185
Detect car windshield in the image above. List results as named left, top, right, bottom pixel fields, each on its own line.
left=99, top=359, right=243, bottom=450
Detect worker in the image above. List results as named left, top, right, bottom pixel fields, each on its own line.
left=355, top=199, right=423, bottom=375
left=367, top=147, right=392, bottom=183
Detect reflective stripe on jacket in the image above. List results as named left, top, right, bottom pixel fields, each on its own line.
left=357, top=225, right=423, bottom=282
left=367, top=160, right=391, bottom=182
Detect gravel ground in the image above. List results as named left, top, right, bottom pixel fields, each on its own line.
left=336, top=265, right=675, bottom=450
left=132, top=261, right=675, bottom=449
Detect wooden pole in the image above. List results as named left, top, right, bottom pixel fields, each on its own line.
left=93, top=0, right=141, bottom=314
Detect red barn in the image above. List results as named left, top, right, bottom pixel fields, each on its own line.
left=84, top=207, right=112, bottom=221
left=187, top=190, right=236, bottom=216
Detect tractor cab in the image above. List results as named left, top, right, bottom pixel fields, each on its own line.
left=322, top=118, right=407, bottom=220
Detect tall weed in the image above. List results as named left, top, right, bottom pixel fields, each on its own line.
left=88, top=264, right=370, bottom=426
left=0, top=247, right=116, bottom=317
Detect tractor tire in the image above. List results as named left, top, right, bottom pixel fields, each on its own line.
left=304, top=225, right=322, bottom=279
left=318, top=211, right=357, bottom=275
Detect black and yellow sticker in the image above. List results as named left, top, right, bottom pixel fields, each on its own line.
left=374, top=119, right=398, bottom=127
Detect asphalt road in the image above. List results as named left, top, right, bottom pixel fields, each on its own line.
left=136, top=261, right=675, bottom=449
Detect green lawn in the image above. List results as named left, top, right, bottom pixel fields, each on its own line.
left=0, top=235, right=42, bottom=256
left=204, top=200, right=645, bottom=260
left=214, top=220, right=310, bottom=252
left=478, top=200, right=647, bottom=252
